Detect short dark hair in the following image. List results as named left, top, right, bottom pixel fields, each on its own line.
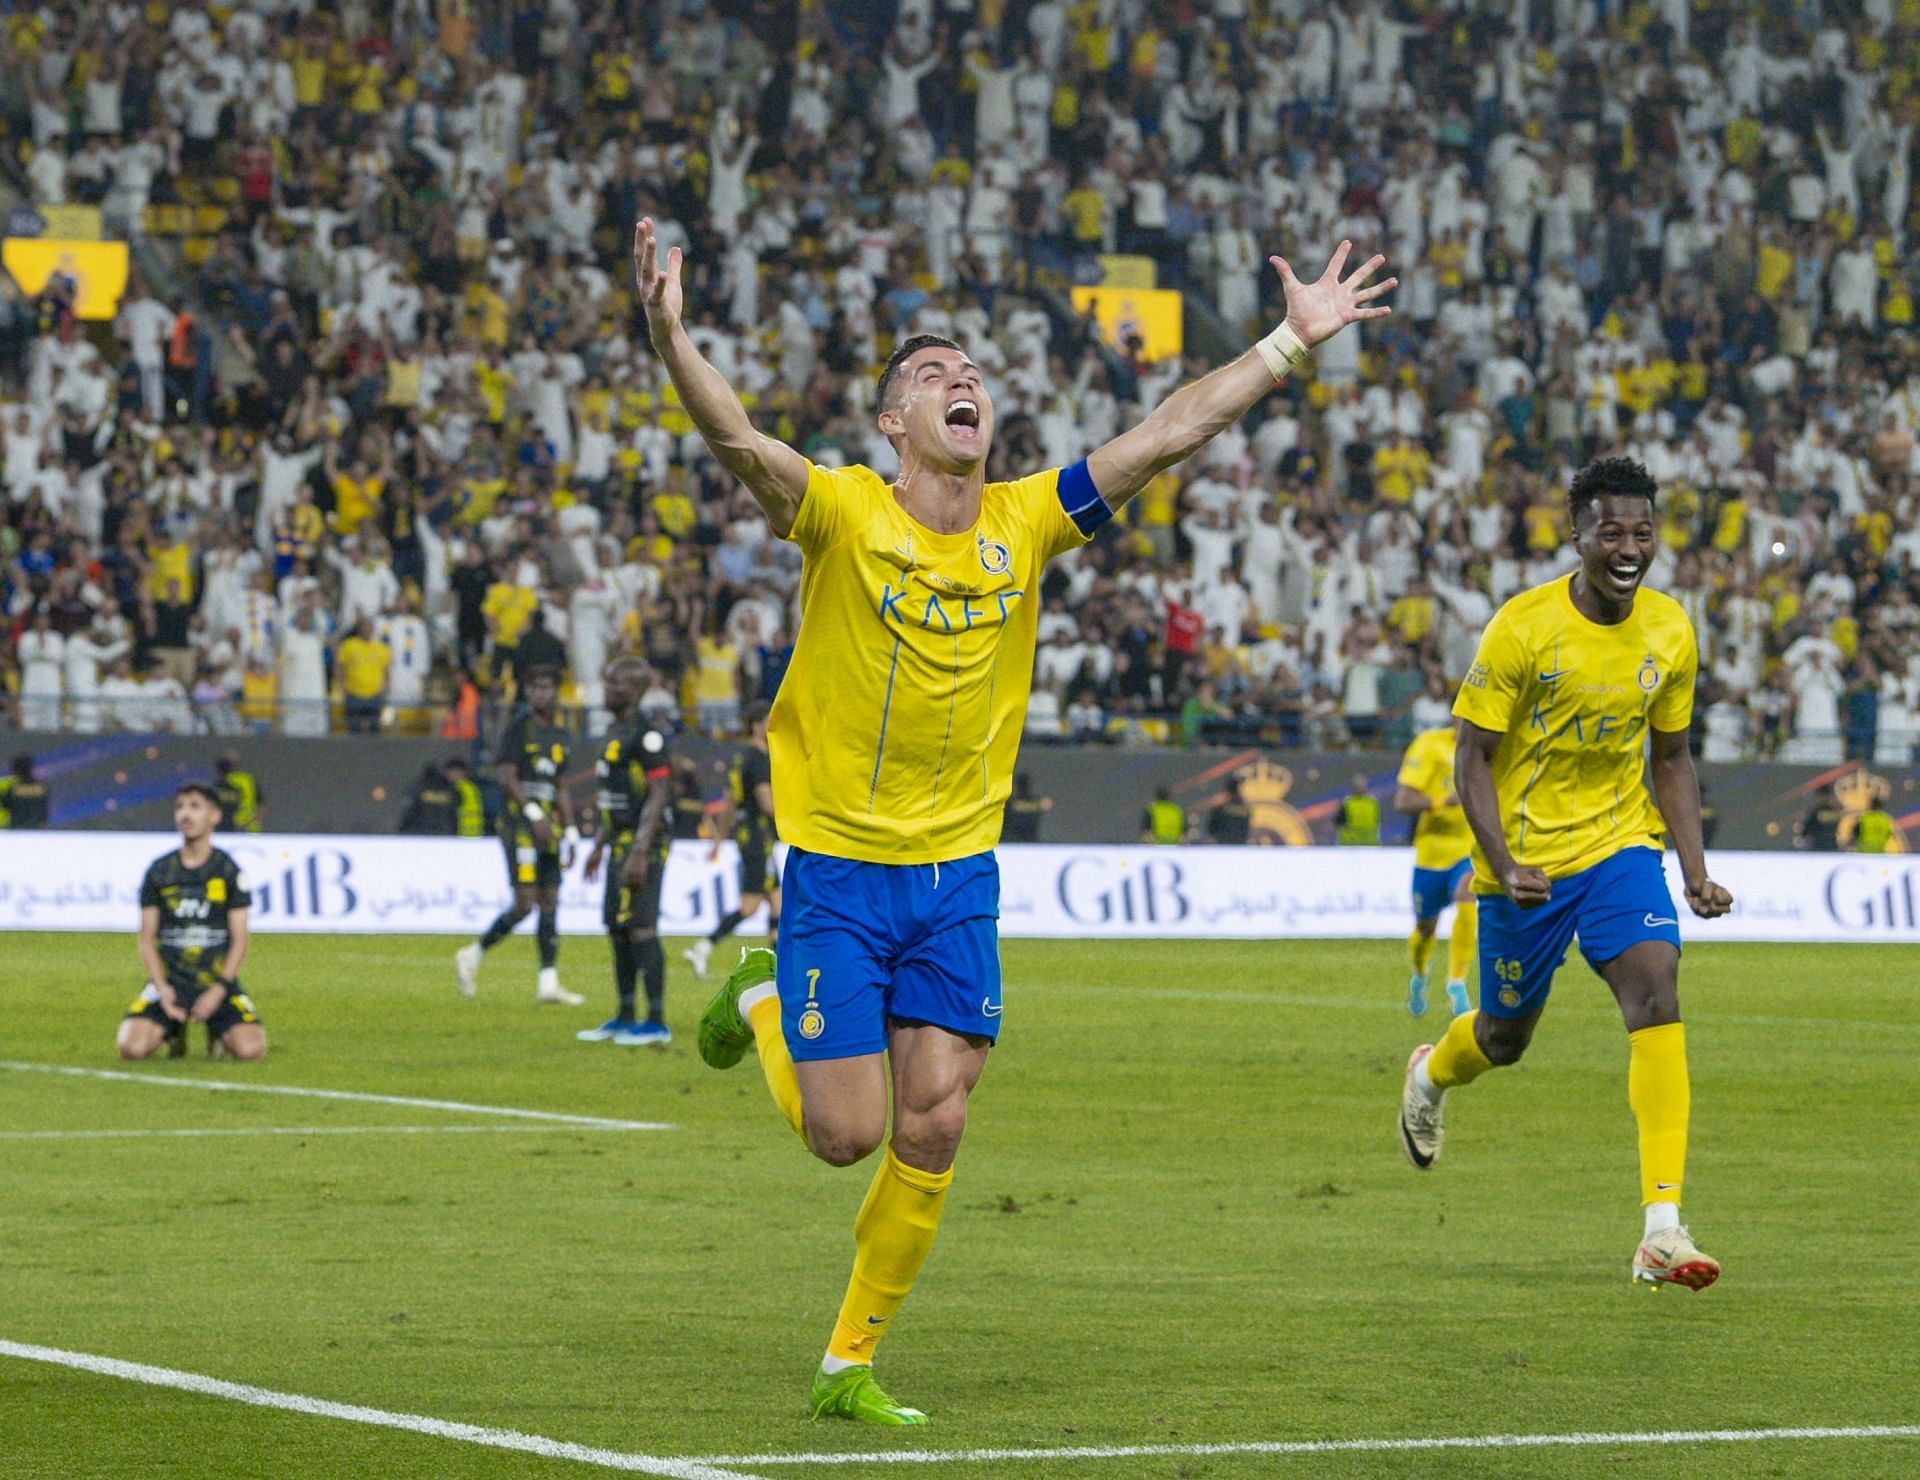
left=1568, top=456, right=1658, bottom=526
left=176, top=783, right=223, bottom=810
left=875, top=334, right=964, bottom=415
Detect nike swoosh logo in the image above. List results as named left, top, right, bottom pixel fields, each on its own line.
left=1656, top=1182, right=1678, bottom=1191
left=1644, top=914, right=1678, bottom=927
left=1537, top=668, right=1570, bottom=683
left=982, top=999, right=1003, bottom=1017
left=866, top=1315, right=888, bottom=1326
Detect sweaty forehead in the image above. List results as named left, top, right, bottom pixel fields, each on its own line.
left=904, top=348, right=979, bottom=382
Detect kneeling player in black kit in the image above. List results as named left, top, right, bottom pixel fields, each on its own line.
left=118, top=784, right=265, bottom=1062
left=579, top=658, right=676, bottom=1045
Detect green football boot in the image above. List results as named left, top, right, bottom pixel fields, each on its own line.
left=808, top=1364, right=928, bottom=1425
left=696, top=946, right=776, bottom=1069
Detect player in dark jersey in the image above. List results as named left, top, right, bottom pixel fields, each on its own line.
left=684, top=700, right=779, bottom=979
left=118, top=784, right=265, bottom=1062
left=579, top=657, right=677, bottom=1046
left=455, top=665, right=585, bottom=1005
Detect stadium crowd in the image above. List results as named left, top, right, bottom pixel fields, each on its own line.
left=2, top=0, right=1919, bottom=765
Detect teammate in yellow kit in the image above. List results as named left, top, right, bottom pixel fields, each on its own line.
left=634, top=217, right=1393, bottom=1422
left=1397, top=457, right=1733, bottom=1292
left=1394, top=726, right=1476, bottom=1017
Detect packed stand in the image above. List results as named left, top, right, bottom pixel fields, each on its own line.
left=1, top=1, right=1917, bottom=765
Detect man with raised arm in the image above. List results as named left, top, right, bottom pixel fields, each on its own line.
left=634, top=218, right=1392, bottom=1424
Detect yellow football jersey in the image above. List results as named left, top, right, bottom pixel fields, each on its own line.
left=1397, top=727, right=1472, bottom=871
left=771, top=462, right=1089, bottom=863
left=1452, top=576, right=1697, bottom=887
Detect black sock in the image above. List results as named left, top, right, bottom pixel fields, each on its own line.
left=708, top=909, right=744, bottom=944
left=478, top=911, right=519, bottom=950
left=610, top=934, right=637, bottom=1021
left=637, top=935, right=666, bottom=1023
left=536, top=907, right=558, bottom=969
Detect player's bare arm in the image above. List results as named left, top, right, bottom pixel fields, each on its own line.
left=634, top=218, right=810, bottom=537
left=1394, top=785, right=1434, bottom=814
left=1455, top=718, right=1550, bottom=907
left=624, top=774, right=672, bottom=888
left=1650, top=726, right=1733, bottom=919
left=137, top=904, right=186, bottom=1022
left=1086, top=242, right=1394, bottom=507
left=191, top=905, right=250, bottom=1022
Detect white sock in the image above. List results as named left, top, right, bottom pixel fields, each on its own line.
left=1644, top=1201, right=1681, bottom=1239
left=819, top=1353, right=860, bottom=1374
left=1413, top=1055, right=1441, bottom=1104
left=738, top=982, right=777, bottom=1017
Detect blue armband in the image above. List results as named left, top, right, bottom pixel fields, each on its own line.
left=1056, top=459, right=1111, bottom=536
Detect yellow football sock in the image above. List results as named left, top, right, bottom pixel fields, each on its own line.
left=1426, top=1008, right=1493, bottom=1090
left=1446, top=898, right=1477, bottom=983
left=745, top=992, right=805, bottom=1140
left=826, top=1147, right=953, bottom=1366
left=1407, top=927, right=1437, bottom=975
left=1628, top=1022, right=1689, bottom=1205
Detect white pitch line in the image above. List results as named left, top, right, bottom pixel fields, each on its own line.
left=4, top=1338, right=1913, bottom=1474
left=709, top=1423, right=1920, bottom=1467
left=0, top=1340, right=762, bottom=1480
left=0, top=1124, right=644, bottom=1141
left=0, top=1061, right=674, bottom=1131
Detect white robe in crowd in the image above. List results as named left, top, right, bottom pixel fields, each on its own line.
left=17, top=628, right=65, bottom=730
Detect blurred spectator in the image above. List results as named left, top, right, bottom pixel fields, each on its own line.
left=0, top=754, right=49, bottom=828
left=1002, top=772, right=1054, bottom=843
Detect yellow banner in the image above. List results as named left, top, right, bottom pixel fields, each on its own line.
left=1097, top=254, right=1157, bottom=289
left=1069, top=285, right=1183, bottom=362
left=37, top=204, right=104, bottom=241
left=2, top=238, right=131, bottom=321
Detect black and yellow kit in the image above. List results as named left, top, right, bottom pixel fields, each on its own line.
left=0, top=776, right=49, bottom=828
left=727, top=744, right=778, bottom=895
left=499, top=712, right=570, bottom=888
left=124, top=848, right=261, bottom=1038
left=596, top=722, right=674, bottom=932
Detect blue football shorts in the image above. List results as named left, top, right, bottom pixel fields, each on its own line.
left=1478, top=846, right=1682, bottom=1019
left=1411, top=857, right=1473, bottom=921
left=775, top=846, right=1002, bottom=1062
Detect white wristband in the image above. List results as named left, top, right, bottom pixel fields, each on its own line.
left=522, top=802, right=543, bottom=822
left=1254, top=322, right=1311, bottom=381
left=563, top=826, right=580, bottom=847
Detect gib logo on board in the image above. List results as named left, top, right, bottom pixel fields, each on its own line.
left=227, top=844, right=360, bottom=921
left=1055, top=856, right=1190, bottom=926
left=1823, top=862, right=1920, bottom=934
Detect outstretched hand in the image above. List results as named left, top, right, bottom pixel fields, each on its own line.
left=1270, top=241, right=1395, bottom=349
left=633, top=218, right=684, bottom=348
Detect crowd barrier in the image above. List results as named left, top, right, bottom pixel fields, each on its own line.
left=0, top=836, right=1915, bottom=944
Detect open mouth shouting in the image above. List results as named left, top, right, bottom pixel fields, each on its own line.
left=944, top=397, right=981, bottom=443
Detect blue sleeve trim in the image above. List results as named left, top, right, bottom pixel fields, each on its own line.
left=1055, top=459, right=1110, bottom=537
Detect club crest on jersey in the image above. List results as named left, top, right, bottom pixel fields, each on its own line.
left=1637, top=656, right=1660, bottom=692
left=206, top=878, right=226, bottom=903
left=978, top=535, right=1010, bottom=575
left=798, top=1007, right=825, bottom=1040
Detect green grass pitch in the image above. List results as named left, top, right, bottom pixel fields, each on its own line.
left=2, top=931, right=1917, bottom=1478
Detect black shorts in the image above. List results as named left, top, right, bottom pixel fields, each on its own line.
left=123, top=980, right=262, bottom=1039
left=501, top=823, right=563, bottom=889
left=737, top=829, right=778, bottom=897
left=604, top=847, right=666, bottom=933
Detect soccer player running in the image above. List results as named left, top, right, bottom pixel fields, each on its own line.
left=1397, top=456, right=1734, bottom=1292
left=685, top=699, right=779, bottom=980
left=579, top=656, right=676, bottom=1045
left=1394, top=725, right=1476, bottom=1017
left=118, top=784, right=265, bottom=1062
left=635, top=217, right=1391, bottom=1422
left=455, top=665, right=586, bottom=1005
